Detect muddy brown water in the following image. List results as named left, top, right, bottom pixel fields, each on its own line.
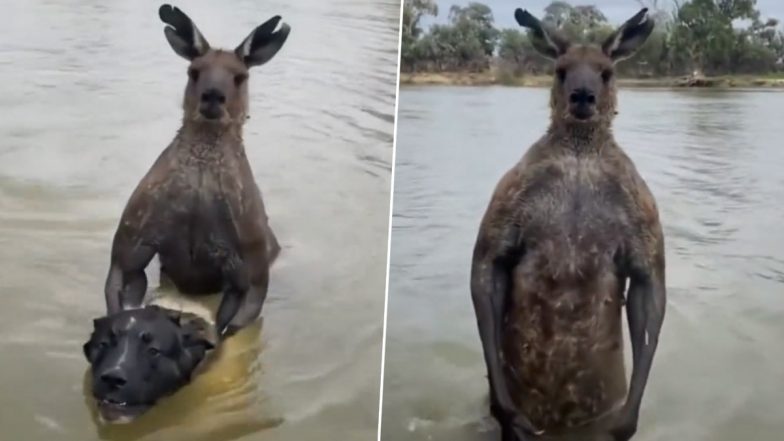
left=382, top=86, right=784, bottom=441
left=0, top=0, right=398, bottom=440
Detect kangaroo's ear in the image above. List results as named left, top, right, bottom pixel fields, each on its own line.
left=159, top=4, right=210, bottom=60
left=602, top=8, right=655, bottom=62
left=235, top=16, right=291, bottom=68
left=514, top=8, right=569, bottom=60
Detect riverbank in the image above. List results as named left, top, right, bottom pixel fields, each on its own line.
left=400, top=71, right=784, bottom=88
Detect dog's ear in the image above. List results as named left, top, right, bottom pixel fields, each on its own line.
left=182, top=320, right=216, bottom=352
left=82, top=340, right=95, bottom=362
left=158, top=306, right=182, bottom=326
left=177, top=318, right=216, bottom=375
left=92, top=316, right=111, bottom=331
left=84, top=316, right=113, bottom=362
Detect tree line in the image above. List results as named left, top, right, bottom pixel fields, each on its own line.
left=401, top=0, right=784, bottom=78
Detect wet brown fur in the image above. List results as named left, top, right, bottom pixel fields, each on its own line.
left=471, top=7, right=664, bottom=441
left=105, top=5, right=289, bottom=338
left=489, top=123, right=662, bottom=430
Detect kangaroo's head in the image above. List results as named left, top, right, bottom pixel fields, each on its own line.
left=515, top=7, right=653, bottom=126
left=159, top=4, right=290, bottom=126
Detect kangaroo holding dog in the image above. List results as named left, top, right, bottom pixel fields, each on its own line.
left=104, top=5, right=289, bottom=338
left=471, top=8, right=665, bottom=441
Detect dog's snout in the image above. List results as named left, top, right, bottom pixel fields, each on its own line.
left=569, top=88, right=596, bottom=105
left=201, top=88, right=226, bottom=105
left=100, top=369, right=128, bottom=390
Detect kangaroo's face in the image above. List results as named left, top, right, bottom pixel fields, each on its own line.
left=158, top=4, right=290, bottom=125
left=514, top=7, right=654, bottom=124
left=184, top=51, right=249, bottom=123
left=551, top=46, right=616, bottom=123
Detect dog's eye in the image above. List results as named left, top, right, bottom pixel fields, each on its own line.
left=188, top=68, right=200, bottom=82
left=234, top=73, right=248, bottom=86
left=148, top=347, right=161, bottom=357
left=98, top=341, right=109, bottom=349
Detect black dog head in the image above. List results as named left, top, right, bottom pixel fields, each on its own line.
left=83, top=305, right=215, bottom=423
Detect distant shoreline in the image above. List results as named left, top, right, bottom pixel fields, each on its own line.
left=400, top=72, right=784, bottom=89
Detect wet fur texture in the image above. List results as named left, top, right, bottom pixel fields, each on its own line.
left=83, top=305, right=216, bottom=423
left=471, top=7, right=664, bottom=441
left=490, top=130, right=660, bottom=430
left=104, top=5, right=289, bottom=338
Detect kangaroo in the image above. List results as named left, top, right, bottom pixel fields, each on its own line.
left=470, top=8, right=665, bottom=441
left=104, top=4, right=290, bottom=338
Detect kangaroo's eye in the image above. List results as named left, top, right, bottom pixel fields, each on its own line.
left=188, top=68, right=200, bottom=81
left=234, top=73, right=248, bottom=86
left=601, top=69, right=614, bottom=83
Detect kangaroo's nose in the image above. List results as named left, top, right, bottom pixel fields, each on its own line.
left=569, top=88, right=596, bottom=105
left=99, top=369, right=128, bottom=390
left=201, top=88, right=226, bottom=105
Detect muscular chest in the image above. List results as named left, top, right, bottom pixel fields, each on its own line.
left=160, top=156, right=246, bottom=213
left=151, top=169, right=242, bottom=289
left=505, top=157, right=632, bottom=308
left=126, top=157, right=247, bottom=252
left=517, top=157, right=633, bottom=247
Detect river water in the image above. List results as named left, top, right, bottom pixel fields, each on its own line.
left=0, top=0, right=398, bottom=440
left=382, top=86, right=784, bottom=441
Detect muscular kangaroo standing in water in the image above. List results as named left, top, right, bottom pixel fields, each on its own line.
left=471, top=8, right=665, bottom=441
left=104, top=5, right=289, bottom=338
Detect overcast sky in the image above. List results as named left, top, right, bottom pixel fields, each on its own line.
left=425, top=0, right=784, bottom=28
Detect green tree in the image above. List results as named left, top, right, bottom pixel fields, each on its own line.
left=498, top=29, right=529, bottom=67
left=402, top=0, right=438, bottom=41
left=400, top=0, right=784, bottom=78
left=731, top=16, right=783, bottom=73
left=542, top=1, right=574, bottom=28
left=540, top=2, right=609, bottom=42
left=448, top=2, right=500, bottom=57
left=401, top=0, right=439, bottom=72
left=497, top=29, right=545, bottom=76
left=670, top=0, right=759, bottom=75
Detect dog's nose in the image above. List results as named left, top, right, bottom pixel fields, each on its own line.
left=100, top=369, right=128, bottom=390
left=569, top=88, right=596, bottom=105
left=201, top=88, right=226, bottom=105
